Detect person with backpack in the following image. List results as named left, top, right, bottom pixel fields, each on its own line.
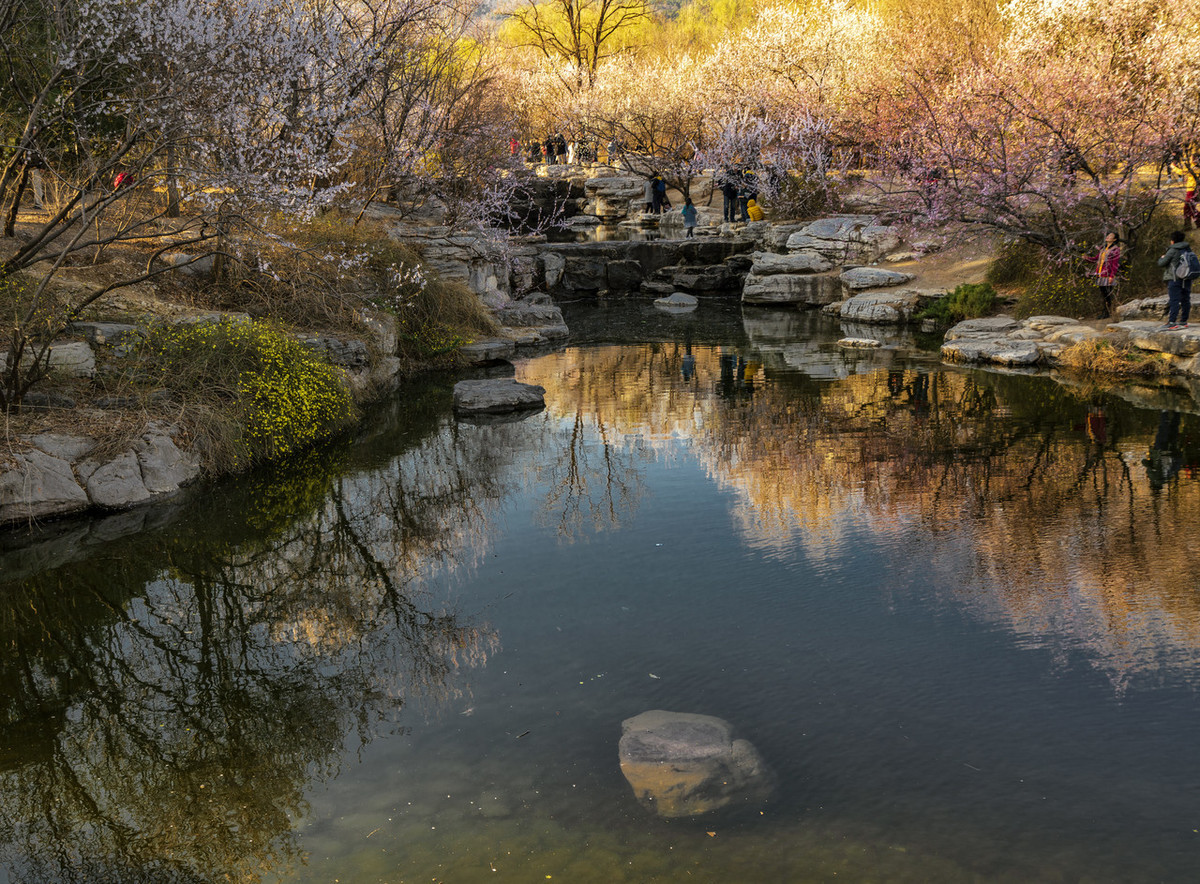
left=1157, top=231, right=1200, bottom=329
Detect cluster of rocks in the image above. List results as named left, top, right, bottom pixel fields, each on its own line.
left=0, top=312, right=402, bottom=527
left=737, top=215, right=947, bottom=324
left=940, top=313, right=1200, bottom=378
left=940, top=316, right=1099, bottom=366
left=0, top=425, right=200, bottom=525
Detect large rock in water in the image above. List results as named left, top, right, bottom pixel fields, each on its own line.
left=618, top=710, right=774, bottom=818
left=453, top=378, right=545, bottom=414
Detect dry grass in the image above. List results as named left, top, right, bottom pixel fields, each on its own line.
left=1057, top=338, right=1174, bottom=377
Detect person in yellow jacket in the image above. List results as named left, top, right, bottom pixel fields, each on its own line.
left=746, top=198, right=764, bottom=222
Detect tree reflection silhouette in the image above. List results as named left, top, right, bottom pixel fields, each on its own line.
left=0, top=399, right=519, bottom=883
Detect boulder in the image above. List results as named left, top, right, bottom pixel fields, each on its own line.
left=742, top=273, right=841, bottom=306
left=68, top=321, right=141, bottom=348
left=495, top=302, right=566, bottom=328
left=941, top=337, right=1043, bottom=365
left=22, top=433, right=96, bottom=461
left=134, top=427, right=201, bottom=494
left=943, top=316, right=1022, bottom=339
left=749, top=250, right=833, bottom=275
left=785, top=216, right=901, bottom=262
left=654, top=293, right=698, bottom=312
left=543, top=252, right=566, bottom=289
left=78, top=451, right=153, bottom=509
left=1114, top=295, right=1199, bottom=322
left=1, top=341, right=98, bottom=380
left=297, top=336, right=369, bottom=368
left=583, top=175, right=645, bottom=219
left=1106, top=321, right=1200, bottom=357
left=618, top=710, right=774, bottom=818
left=606, top=260, right=645, bottom=293
left=0, top=449, right=89, bottom=523
left=163, top=252, right=216, bottom=277
left=669, top=265, right=740, bottom=293
left=840, top=267, right=915, bottom=291
left=453, top=378, right=546, bottom=414
left=839, top=291, right=924, bottom=323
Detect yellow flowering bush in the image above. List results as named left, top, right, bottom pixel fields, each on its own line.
left=139, top=318, right=357, bottom=467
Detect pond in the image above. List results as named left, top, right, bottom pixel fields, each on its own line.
left=4, top=301, right=1200, bottom=883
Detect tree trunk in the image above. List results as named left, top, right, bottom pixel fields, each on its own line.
left=165, top=141, right=180, bottom=218
left=3, top=166, right=30, bottom=238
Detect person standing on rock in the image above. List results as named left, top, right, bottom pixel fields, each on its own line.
left=1157, top=230, right=1196, bottom=330
left=681, top=197, right=698, bottom=238
left=1087, top=232, right=1121, bottom=317
left=720, top=170, right=738, bottom=222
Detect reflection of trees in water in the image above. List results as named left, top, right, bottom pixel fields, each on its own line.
left=528, top=343, right=1200, bottom=684
left=0, top=416, right=525, bottom=883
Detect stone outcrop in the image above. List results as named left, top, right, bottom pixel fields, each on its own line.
left=940, top=315, right=1104, bottom=367
left=0, top=340, right=96, bottom=380
left=583, top=173, right=645, bottom=220
left=1107, top=321, right=1200, bottom=362
left=452, top=378, right=546, bottom=414
left=838, top=290, right=928, bottom=324
left=741, top=250, right=840, bottom=307
left=541, top=239, right=757, bottom=299
left=618, top=710, right=774, bottom=818
left=839, top=267, right=914, bottom=291
left=0, top=424, right=201, bottom=527
left=785, top=215, right=901, bottom=263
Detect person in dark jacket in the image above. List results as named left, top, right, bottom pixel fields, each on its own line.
left=720, top=170, right=738, bottom=222
left=1157, top=231, right=1196, bottom=329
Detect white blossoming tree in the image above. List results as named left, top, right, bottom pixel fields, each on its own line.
left=0, top=0, right=510, bottom=411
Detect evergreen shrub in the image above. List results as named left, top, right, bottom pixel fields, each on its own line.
left=916, top=282, right=998, bottom=326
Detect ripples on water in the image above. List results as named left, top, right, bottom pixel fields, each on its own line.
left=3, top=303, right=1200, bottom=883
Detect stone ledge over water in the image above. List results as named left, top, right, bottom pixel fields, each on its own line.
left=452, top=378, right=545, bottom=415
left=618, top=710, right=774, bottom=818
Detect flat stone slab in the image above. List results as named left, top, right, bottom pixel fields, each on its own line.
left=840, top=267, right=915, bottom=290
left=1107, top=321, right=1200, bottom=357
left=619, top=710, right=773, bottom=818
left=942, top=337, right=1043, bottom=365
left=839, top=291, right=923, bottom=323
left=743, top=273, right=841, bottom=306
left=453, top=378, right=545, bottom=414
left=458, top=339, right=517, bottom=362
left=0, top=341, right=97, bottom=379
left=944, top=316, right=1022, bottom=339
left=838, top=337, right=882, bottom=348
left=749, top=250, right=833, bottom=275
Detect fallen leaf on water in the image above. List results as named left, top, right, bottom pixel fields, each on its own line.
left=706, top=832, right=716, bottom=837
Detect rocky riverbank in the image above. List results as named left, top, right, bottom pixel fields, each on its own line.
left=5, top=188, right=1189, bottom=529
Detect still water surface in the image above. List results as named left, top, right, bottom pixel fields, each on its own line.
left=4, top=303, right=1200, bottom=883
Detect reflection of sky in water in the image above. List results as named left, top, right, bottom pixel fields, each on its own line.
left=5, top=311, right=1200, bottom=883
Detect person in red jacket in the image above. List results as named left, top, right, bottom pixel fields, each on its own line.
left=1087, top=232, right=1121, bottom=317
